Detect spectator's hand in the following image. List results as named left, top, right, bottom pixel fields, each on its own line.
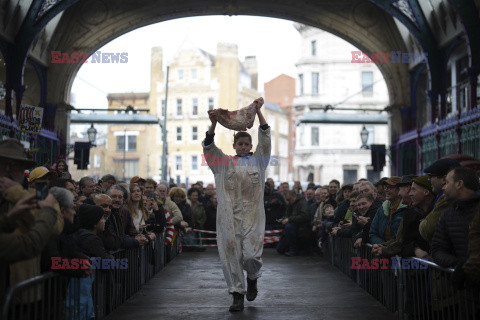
left=147, top=232, right=156, bottom=241
left=341, top=222, right=351, bottom=228
left=92, top=185, right=102, bottom=195
left=0, top=177, right=19, bottom=194
left=180, top=221, right=189, bottom=228
left=353, top=238, right=363, bottom=248
left=414, top=247, right=428, bottom=259
left=372, top=244, right=383, bottom=257
left=312, top=225, right=317, bottom=232
left=357, top=216, right=369, bottom=226
left=282, top=218, right=289, bottom=225
left=8, top=195, right=36, bottom=219
left=135, top=234, right=148, bottom=246
left=38, top=194, right=56, bottom=209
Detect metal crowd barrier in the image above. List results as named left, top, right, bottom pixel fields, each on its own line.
left=1, top=232, right=182, bottom=320
left=325, top=235, right=480, bottom=320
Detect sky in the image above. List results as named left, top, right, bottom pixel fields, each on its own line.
left=70, top=15, right=302, bottom=109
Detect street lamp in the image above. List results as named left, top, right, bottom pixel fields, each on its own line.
left=87, top=123, right=97, bottom=146
left=360, top=125, right=369, bottom=149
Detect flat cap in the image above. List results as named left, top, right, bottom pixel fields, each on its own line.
left=424, top=158, right=460, bottom=176
left=383, top=176, right=402, bottom=186
left=412, top=175, right=434, bottom=194
left=397, top=174, right=418, bottom=187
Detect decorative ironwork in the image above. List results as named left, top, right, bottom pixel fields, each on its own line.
left=36, top=0, right=61, bottom=20
left=392, top=0, right=419, bottom=29
left=439, top=130, right=458, bottom=157
left=421, top=136, right=437, bottom=171
left=460, top=123, right=480, bottom=159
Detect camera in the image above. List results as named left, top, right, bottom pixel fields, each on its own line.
left=35, top=180, right=48, bottom=201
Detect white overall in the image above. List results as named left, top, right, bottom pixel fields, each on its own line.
left=202, top=127, right=271, bottom=294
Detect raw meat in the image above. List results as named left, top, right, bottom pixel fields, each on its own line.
left=208, top=97, right=264, bottom=131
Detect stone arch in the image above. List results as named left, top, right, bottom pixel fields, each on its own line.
left=46, top=0, right=410, bottom=115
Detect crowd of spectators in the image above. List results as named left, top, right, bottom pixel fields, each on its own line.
left=2, top=136, right=480, bottom=314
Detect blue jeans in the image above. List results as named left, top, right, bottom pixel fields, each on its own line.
left=276, top=223, right=298, bottom=254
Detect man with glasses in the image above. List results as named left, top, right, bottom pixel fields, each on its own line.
left=419, top=158, right=460, bottom=243
left=369, top=177, right=408, bottom=245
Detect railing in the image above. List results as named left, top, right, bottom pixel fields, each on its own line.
left=324, top=235, right=480, bottom=319
left=1, top=233, right=182, bottom=320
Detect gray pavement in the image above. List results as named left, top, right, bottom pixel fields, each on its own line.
left=106, top=248, right=396, bottom=320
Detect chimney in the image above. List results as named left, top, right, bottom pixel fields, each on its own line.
left=244, top=56, right=258, bottom=91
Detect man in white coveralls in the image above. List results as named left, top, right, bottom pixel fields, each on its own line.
left=202, top=98, right=271, bottom=312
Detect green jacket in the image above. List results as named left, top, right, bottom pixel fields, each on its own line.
left=419, top=194, right=451, bottom=243
left=380, top=219, right=403, bottom=257
left=286, top=195, right=310, bottom=226
left=192, top=203, right=207, bottom=229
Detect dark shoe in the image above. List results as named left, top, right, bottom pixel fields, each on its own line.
left=285, top=250, right=297, bottom=256
left=246, top=278, right=258, bottom=301
left=229, top=293, right=244, bottom=312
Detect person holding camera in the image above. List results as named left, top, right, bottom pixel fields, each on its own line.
left=127, top=184, right=156, bottom=242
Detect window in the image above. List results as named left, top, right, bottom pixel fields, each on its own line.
left=343, top=169, right=358, bottom=184
left=191, top=69, right=197, bottom=79
left=116, top=135, right=136, bottom=151
left=178, top=70, right=183, bottom=80
left=367, top=169, right=380, bottom=182
left=446, top=68, right=452, bottom=114
left=456, top=56, right=469, bottom=112
left=94, top=154, right=100, bottom=168
left=114, top=159, right=139, bottom=180
left=311, top=40, right=317, bottom=56
left=299, top=74, right=304, bottom=95
left=192, top=98, right=198, bottom=116
left=312, top=73, right=319, bottom=95
left=192, top=156, right=198, bottom=171
left=208, top=97, right=214, bottom=110
left=176, top=156, right=182, bottom=171
left=176, top=127, right=182, bottom=141
left=116, top=136, right=125, bottom=151
left=192, top=126, right=198, bottom=141
left=127, top=136, right=136, bottom=151
left=311, top=127, right=319, bottom=146
left=299, top=125, right=305, bottom=147
left=176, top=99, right=182, bottom=116
left=362, top=71, right=373, bottom=94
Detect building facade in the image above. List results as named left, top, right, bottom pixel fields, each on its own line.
left=292, top=24, right=390, bottom=185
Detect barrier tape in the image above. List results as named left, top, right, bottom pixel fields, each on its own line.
left=192, top=229, right=283, bottom=235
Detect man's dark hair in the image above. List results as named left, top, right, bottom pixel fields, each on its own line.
left=48, top=177, right=67, bottom=189
left=101, top=174, right=116, bottom=183
left=286, top=190, right=298, bottom=198
left=145, top=178, right=157, bottom=187
left=374, top=177, right=389, bottom=187
left=450, top=167, right=480, bottom=191
left=329, top=179, right=340, bottom=187
left=233, top=132, right=252, bottom=144
left=79, top=176, right=94, bottom=189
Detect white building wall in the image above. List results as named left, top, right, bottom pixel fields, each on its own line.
left=293, top=25, right=390, bottom=185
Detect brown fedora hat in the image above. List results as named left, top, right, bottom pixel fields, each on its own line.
left=0, top=139, right=37, bottom=167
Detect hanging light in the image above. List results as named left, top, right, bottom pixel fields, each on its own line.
left=87, top=123, right=97, bottom=145
left=360, top=125, right=369, bottom=148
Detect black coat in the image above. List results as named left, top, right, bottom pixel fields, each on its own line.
left=204, top=201, right=217, bottom=231
left=333, top=200, right=350, bottom=224
left=431, top=193, right=480, bottom=267
left=74, top=228, right=114, bottom=260
left=41, top=222, right=89, bottom=277
left=176, top=200, right=193, bottom=227
left=401, top=205, right=431, bottom=258
left=264, top=192, right=287, bottom=226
